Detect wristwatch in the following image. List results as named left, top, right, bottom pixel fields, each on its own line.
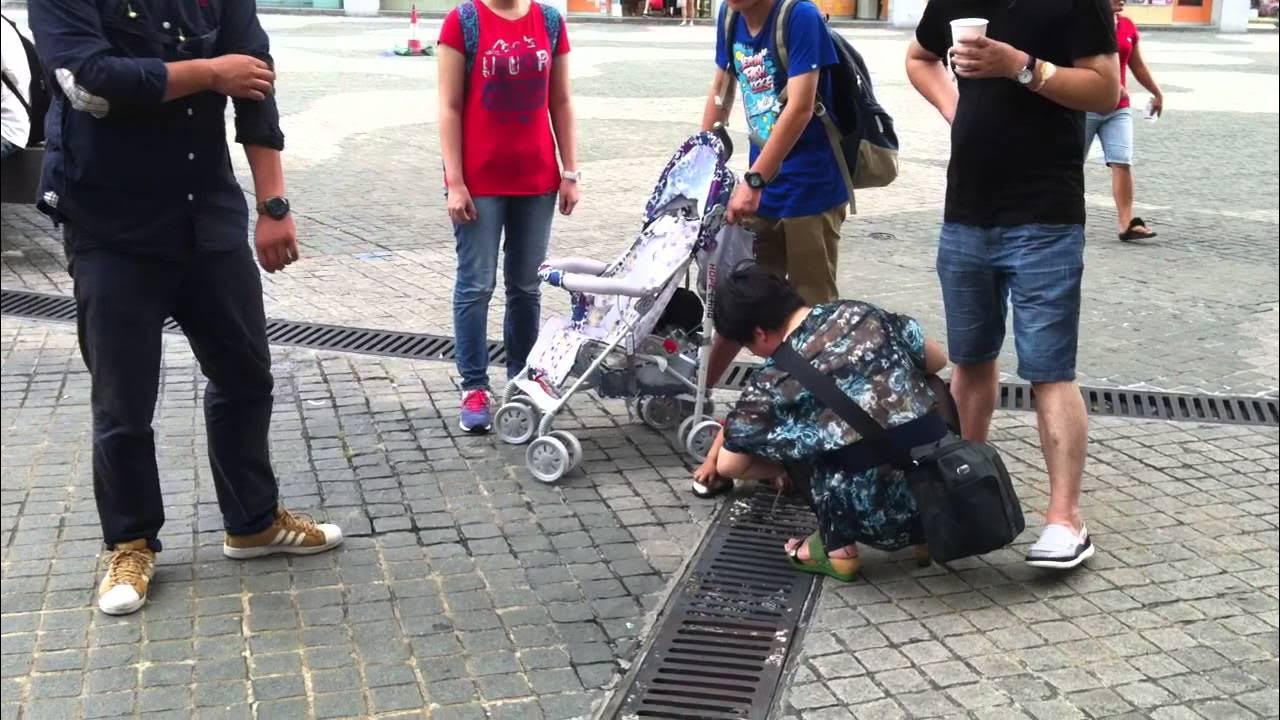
left=1016, top=54, right=1037, bottom=86
left=744, top=171, right=768, bottom=190
left=561, top=170, right=581, bottom=182
left=258, top=196, right=290, bottom=220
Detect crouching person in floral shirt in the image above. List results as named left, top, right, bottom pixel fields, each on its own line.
left=709, top=263, right=950, bottom=581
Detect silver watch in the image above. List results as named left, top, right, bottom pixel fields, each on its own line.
left=1016, top=55, right=1037, bottom=86
left=561, top=170, right=581, bottom=182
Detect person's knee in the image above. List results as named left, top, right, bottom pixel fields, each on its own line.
left=454, top=274, right=497, bottom=303
left=207, top=359, right=274, bottom=399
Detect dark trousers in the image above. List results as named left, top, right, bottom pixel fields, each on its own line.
left=67, top=234, right=279, bottom=549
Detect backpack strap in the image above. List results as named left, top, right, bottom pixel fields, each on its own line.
left=773, top=0, right=801, bottom=85
left=539, top=2, right=565, bottom=55
left=458, top=0, right=481, bottom=79
left=714, top=6, right=738, bottom=113
left=1, top=16, right=30, bottom=113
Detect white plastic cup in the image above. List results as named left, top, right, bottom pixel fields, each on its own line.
left=950, top=17, right=989, bottom=45
left=1143, top=98, right=1160, bottom=123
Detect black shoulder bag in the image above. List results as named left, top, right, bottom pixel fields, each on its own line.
left=772, top=344, right=1025, bottom=563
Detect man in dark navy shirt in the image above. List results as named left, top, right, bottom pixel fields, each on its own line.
left=30, top=0, right=343, bottom=616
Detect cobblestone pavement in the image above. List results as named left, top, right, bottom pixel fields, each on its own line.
left=1, top=15, right=1277, bottom=394
left=1, top=13, right=1278, bottom=720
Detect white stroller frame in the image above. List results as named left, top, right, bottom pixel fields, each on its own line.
left=494, top=126, right=739, bottom=483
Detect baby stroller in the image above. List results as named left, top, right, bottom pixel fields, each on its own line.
left=495, top=125, right=746, bottom=483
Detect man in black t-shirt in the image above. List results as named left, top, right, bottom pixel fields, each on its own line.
left=906, top=0, right=1119, bottom=570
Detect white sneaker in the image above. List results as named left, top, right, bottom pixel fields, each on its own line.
left=97, top=539, right=156, bottom=616
left=1025, top=523, right=1094, bottom=569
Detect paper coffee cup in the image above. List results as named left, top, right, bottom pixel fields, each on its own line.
left=950, top=17, right=988, bottom=45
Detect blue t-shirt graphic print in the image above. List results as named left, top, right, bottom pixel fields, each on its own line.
left=716, top=0, right=847, bottom=219
left=734, top=43, right=781, bottom=144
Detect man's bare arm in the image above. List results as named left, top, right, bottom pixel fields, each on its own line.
left=905, top=40, right=957, bottom=125
left=1036, top=52, right=1121, bottom=114
left=701, top=68, right=733, bottom=131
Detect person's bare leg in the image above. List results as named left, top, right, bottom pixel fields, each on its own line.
left=1111, top=163, right=1135, bottom=233
left=950, top=359, right=998, bottom=443
left=1033, top=380, right=1087, bottom=532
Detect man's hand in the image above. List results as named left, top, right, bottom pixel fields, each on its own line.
left=208, top=54, right=275, bottom=101
left=1149, top=92, right=1163, bottom=116
left=951, top=36, right=1025, bottom=81
left=255, top=213, right=299, bottom=273
left=558, top=178, right=579, bottom=216
left=726, top=183, right=761, bottom=225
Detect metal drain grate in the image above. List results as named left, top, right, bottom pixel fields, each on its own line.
left=606, top=488, right=819, bottom=720
left=4, top=288, right=1276, bottom=427
left=0, top=288, right=508, bottom=366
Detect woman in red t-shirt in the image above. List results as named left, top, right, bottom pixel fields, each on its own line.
left=1083, top=0, right=1164, bottom=242
left=437, top=0, right=580, bottom=432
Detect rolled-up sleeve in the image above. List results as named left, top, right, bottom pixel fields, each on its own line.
left=29, top=0, right=167, bottom=112
left=219, top=1, right=284, bottom=150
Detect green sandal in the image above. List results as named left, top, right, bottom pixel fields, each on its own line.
left=786, top=532, right=860, bottom=582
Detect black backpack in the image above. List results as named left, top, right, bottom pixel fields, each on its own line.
left=1, top=14, right=50, bottom=147
left=718, top=0, right=898, bottom=202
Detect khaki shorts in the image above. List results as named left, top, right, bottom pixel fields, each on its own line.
left=744, top=202, right=848, bottom=305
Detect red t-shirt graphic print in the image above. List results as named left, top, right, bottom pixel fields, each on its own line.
left=439, top=2, right=570, bottom=197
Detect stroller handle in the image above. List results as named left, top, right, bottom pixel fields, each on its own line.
left=711, top=122, right=733, bottom=162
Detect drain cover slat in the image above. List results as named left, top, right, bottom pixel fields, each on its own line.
left=607, top=489, right=819, bottom=720
left=3, top=288, right=1275, bottom=428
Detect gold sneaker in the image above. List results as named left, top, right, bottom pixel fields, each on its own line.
left=97, top=540, right=156, bottom=616
left=222, top=507, right=343, bottom=560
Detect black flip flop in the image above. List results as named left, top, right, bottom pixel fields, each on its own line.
left=1119, top=217, right=1158, bottom=242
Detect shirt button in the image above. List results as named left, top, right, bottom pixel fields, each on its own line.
left=187, top=193, right=194, bottom=202
left=187, top=152, right=195, bottom=160
left=162, top=21, right=171, bottom=29
left=186, top=107, right=193, bottom=117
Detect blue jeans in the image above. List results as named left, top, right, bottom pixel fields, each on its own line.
left=0, top=138, right=17, bottom=160
left=453, top=193, right=557, bottom=391
left=937, top=223, right=1085, bottom=384
left=1084, top=108, right=1134, bottom=166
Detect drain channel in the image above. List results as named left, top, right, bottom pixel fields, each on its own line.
left=604, top=487, right=819, bottom=720
left=4, top=288, right=1277, bottom=427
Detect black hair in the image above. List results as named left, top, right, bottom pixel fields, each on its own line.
left=711, top=262, right=805, bottom=345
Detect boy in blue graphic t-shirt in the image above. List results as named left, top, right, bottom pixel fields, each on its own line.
left=690, top=0, right=851, bottom=500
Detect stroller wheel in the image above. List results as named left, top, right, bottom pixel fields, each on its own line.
left=639, top=397, right=681, bottom=431
left=686, top=419, right=723, bottom=463
left=549, top=431, right=583, bottom=471
left=527, top=436, right=571, bottom=484
left=495, top=402, right=537, bottom=445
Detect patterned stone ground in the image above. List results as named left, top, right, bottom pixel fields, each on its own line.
left=0, top=12, right=1277, bottom=720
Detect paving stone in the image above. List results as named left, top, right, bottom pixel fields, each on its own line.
left=2, top=23, right=1279, bottom=720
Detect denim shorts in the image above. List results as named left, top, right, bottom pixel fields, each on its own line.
left=1085, top=108, right=1134, bottom=166
left=936, top=223, right=1085, bottom=384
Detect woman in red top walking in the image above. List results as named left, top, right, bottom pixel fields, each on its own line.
left=438, top=0, right=580, bottom=432
left=1084, top=0, right=1164, bottom=242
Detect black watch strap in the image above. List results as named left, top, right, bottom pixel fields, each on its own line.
left=258, top=196, right=290, bottom=220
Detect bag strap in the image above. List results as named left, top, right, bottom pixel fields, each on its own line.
left=715, top=7, right=738, bottom=113
left=1, top=16, right=31, bottom=114
left=540, top=2, right=564, bottom=55
left=459, top=0, right=481, bottom=79
left=0, top=72, right=29, bottom=114
left=772, top=343, right=914, bottom=468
